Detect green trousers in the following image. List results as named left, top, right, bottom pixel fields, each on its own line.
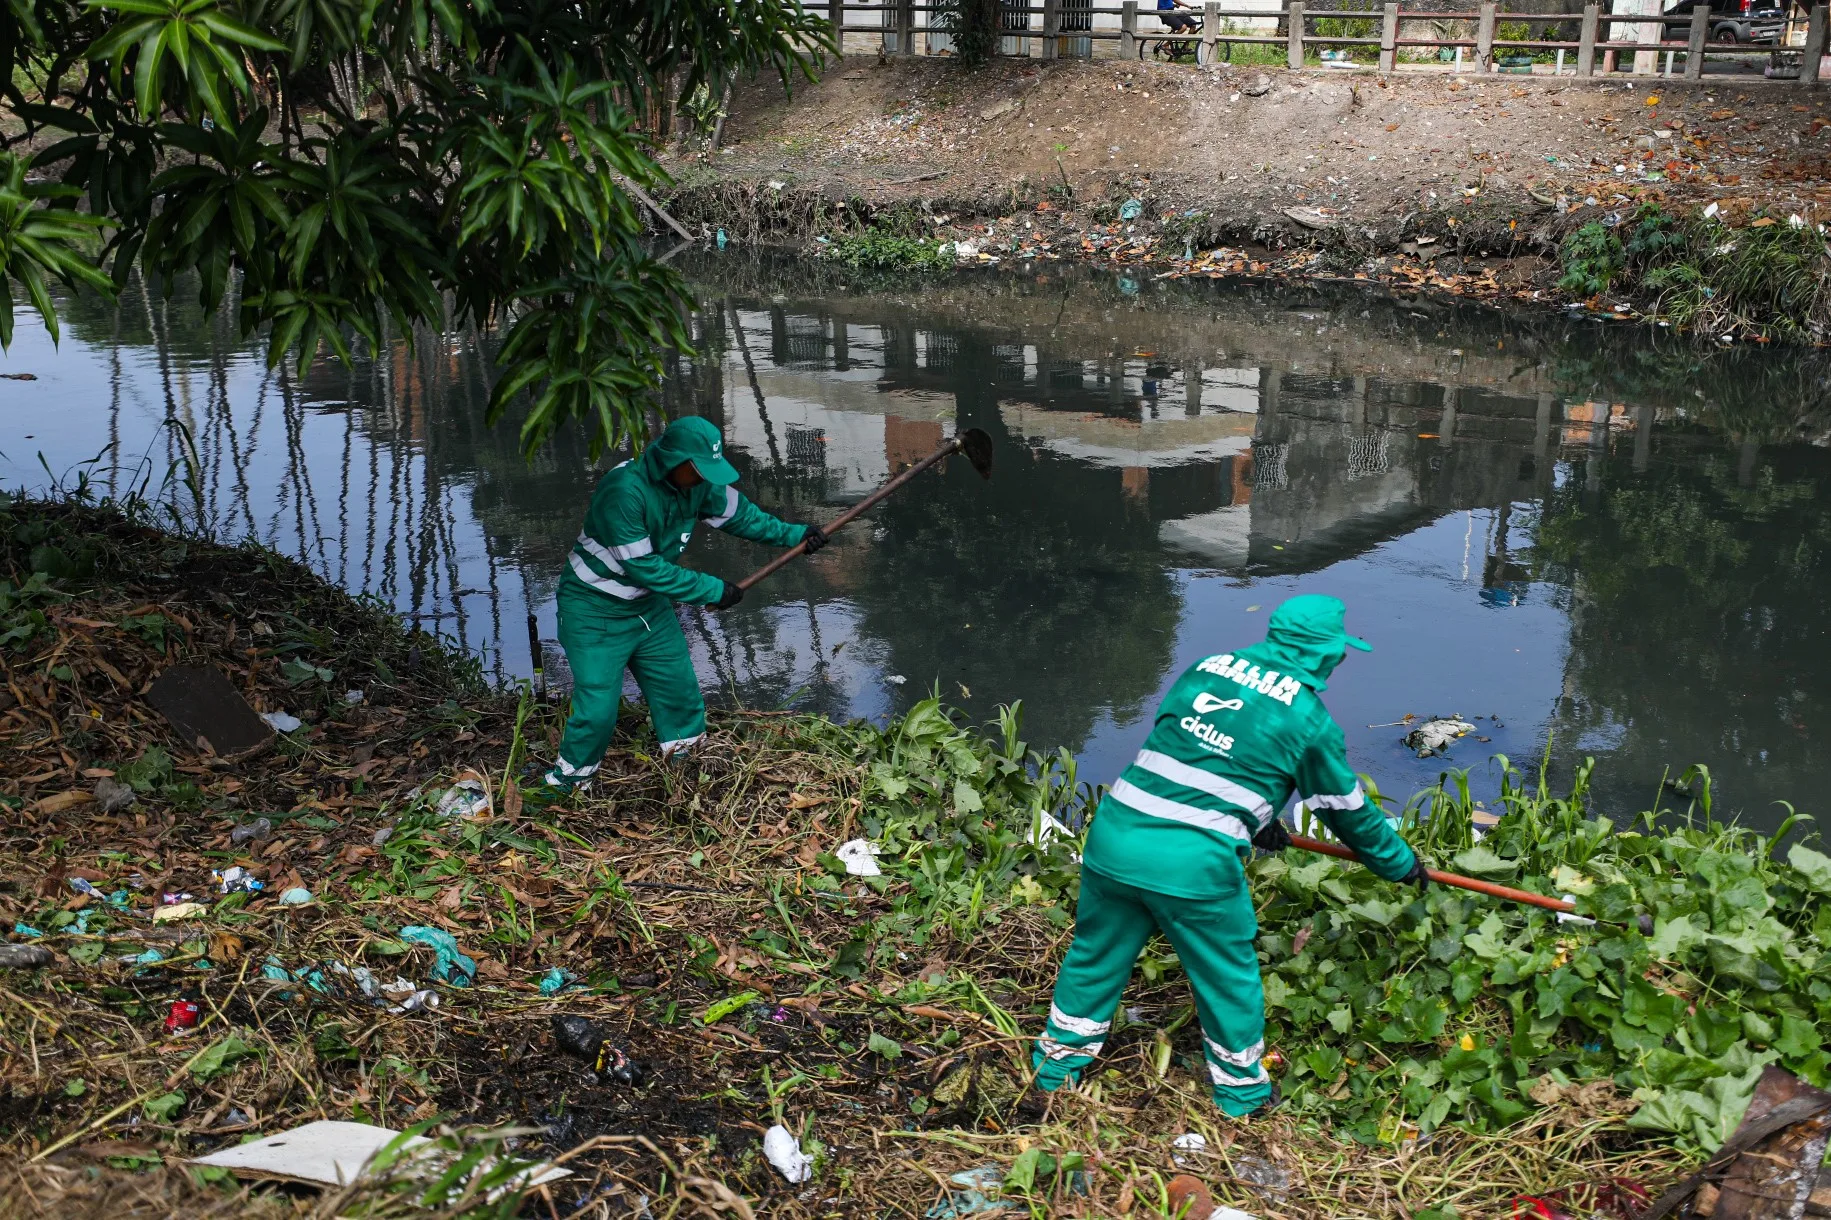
left=1034, top=864, right=1271, bottom=1116
left=549, top=584, right=706, bottom=785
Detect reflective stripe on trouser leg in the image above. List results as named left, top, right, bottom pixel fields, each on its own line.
left=553, top=583, right=646, bottom=783
left=1033, top=867, right=1157, bottom=1091
left=1147, top=868, right=1271, bottom=1117
left=626, top=608, right=706, bottom=755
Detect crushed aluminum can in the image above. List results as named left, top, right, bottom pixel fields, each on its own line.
left=165, top=1000, right=201, bottom=1032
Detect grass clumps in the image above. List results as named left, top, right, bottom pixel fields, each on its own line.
left=1559, top=203, right=1831, bottom=340
left=817, top=227, right=954, bottom=272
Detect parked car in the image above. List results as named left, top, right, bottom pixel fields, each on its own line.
left=1662, top=0, right=1786, bottom=44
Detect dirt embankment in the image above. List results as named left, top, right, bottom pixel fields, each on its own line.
left=664, top=54, right=1831, bottom=284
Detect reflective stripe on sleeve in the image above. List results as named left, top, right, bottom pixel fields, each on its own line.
left=1048, top=1005, right=1112, bottom=1039
left=705, top=487, right=739, bottom=528
left=575, top=533, right=627, bottom=573
left=1131, top=750, right=1275, bottom=825
left=1108, top=778, right=1254, bottom=844
left=608, top=537, right=654, bottom=560
left=1301, top=785, right=1366, bottom=812
left=568, top=552, right=645, bottom=600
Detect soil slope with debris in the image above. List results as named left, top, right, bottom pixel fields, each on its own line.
left=4, top=496, right=1797, bottom=1220
left=668, top=55, right=1831, bottom=296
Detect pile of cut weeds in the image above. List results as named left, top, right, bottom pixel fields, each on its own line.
left=0, top=495, right=1696, bottom=1218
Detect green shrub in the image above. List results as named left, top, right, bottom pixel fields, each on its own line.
left=1558, top=221, right=1625, bottom=296
left=819, top=229, right=952, bottom=272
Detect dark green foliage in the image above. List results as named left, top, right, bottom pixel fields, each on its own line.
left=935, top=0, right=1001, bottom=67
left=1557, top=221, right=1624, bottom=297
left=1260, top=760, right=1831, bottom=1150
left=0, top=0, right=833, bottom=457
left=819, top=228, right=952, bottom=272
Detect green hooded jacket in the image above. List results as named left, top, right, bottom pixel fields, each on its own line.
left=1083, top=594, right=1417, bottom=899
left=559, top=420, right=808, bottom=615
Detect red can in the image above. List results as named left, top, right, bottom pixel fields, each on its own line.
left=165, top=1000, right=200, bottom=1032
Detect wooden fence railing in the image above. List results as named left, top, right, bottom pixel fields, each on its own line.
left=827, top=0, right=1830, bottom=83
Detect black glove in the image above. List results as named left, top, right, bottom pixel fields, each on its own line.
left=802, top=525, right=828, bottom=554
left=1400, top=856, right=1431, bottom=891
left=1251, top=819, right=1292, bottom=852
left=711, top=582, right=744, bottom=611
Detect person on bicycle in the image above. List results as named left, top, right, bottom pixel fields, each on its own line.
left=1158, top=0, right=1198, bottom=34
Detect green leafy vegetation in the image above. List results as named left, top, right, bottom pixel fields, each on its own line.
left=1261, top=758, right=1830, bottom=1150
left=1559, top=203, right=1831, bottom=338
left=818, top=228, right=954, bottom=272
left=0, top=0, right=831, bottom=457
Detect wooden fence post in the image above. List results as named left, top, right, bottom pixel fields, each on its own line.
left=1577, top=4, right=1598, bottom=76
left=829, top=0, right=844, bottom=55
left=1804, top=4, right=1828, bottom=84
left=1288, top=0, right=1304, bottom=68
left=1202, top=0, right=1220, bottom=61
left=1475, top=1, right=1497, bottom=70
left=1042, top=0, right=1059, bottom=59
left=1121, top=0, right=1137, bottom=57
left=1684, top=3, right=1706, bottom=79
left=1379, top=1, right=1398, bottom=71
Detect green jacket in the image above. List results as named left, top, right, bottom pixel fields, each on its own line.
left=1084, top=594, right=1416, bottom=899
left=560, top=447, right=807, bottom=615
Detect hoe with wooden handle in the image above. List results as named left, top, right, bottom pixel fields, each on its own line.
left=735, top=428, right=994, bottom=592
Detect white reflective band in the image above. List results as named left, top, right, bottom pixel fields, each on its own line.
left=706, top=486, right=739, bottom=528
left=660, top=733, right=705, bottom=758
left=551, top=757, right=599, bottom=777
left=608, top=537, right=654, bottom=560
left=1301, top=786, right=1366, bottom=812
left=1048, top=1005, right=1112, bottom=1039
left=1132, top=750, right=1274, bottom=824
left=1208, top=1060, right=1270, bottom=1088
left=1205, top=1035, right=1265, bottom=1069
left=1038, top=1037, right=1102, bottom=1061
left=568, top=552, right=645, bottom=600
left=1109, top=778, right=1253, bottom=843
left=575, top=532, right=626, bottom=573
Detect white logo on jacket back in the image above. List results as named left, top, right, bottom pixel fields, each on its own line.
left=1192, top=692, right=1244, bottom=714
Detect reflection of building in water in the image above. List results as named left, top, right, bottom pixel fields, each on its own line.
left=717, top=297, right=1694, bottom=589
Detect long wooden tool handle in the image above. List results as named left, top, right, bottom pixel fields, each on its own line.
left=735, top=435, right=964, bottom=592
left=1287, top=833, right=1575, bottom=914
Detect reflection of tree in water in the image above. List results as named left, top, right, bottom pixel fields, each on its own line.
left=843, top=354, right=1181, bottom=756
left=1532, top=443, right=1831, bottom=819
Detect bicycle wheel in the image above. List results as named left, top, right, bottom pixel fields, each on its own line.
left=1195, top=37, right=1215, bottom=65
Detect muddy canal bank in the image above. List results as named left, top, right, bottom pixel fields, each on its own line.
left=666, top=56, right=1831, bottom=338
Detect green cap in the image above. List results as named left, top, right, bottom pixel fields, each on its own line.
left=650, top=416, right=740, bottom=486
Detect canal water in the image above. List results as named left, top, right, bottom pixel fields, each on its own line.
left=5, top=256, right=1828, bottom=828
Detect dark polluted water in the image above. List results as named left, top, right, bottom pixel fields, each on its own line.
left=4, top=256, right=1829, bottom=829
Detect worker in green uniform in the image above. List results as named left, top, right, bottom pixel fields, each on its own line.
left=541, top=416, right=824, bottom=793
left=1032, top=594, right=1425, bottom=1117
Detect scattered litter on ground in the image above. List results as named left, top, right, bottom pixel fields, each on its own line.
left=214, top=866, right=262, bottom=895
left=0, top=945, right=52, bottom=968
left=258, top=710, right=302, bottom=733
left=538, top=966, right=577, bottom=995
left=229, top=817, right=272, bottom=845
left=434, top=770, right=493, bottom=820
left=398, top=925, right=476, bottom=986
left=278, top=887, right=313, bottom=905
left=1172, top=1131, right=1207, bottom=1166
left=146, top=663, right=276, bottom=757
left=188, top=1119, right=570, bottom=1191
left=164, top=999, right=200, bottom=1031
left=834, top=838, right=884, bottom=877
left=1167, top=1174, right=1216, bottom=1220
left=152, top=902, right=207, bottom=923
left=926, top=1164, right=1012, bottom=1217
left=1233, top=1153, right=1292, bottom=1200
left=763, top=1123, right=813, bottom=1184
